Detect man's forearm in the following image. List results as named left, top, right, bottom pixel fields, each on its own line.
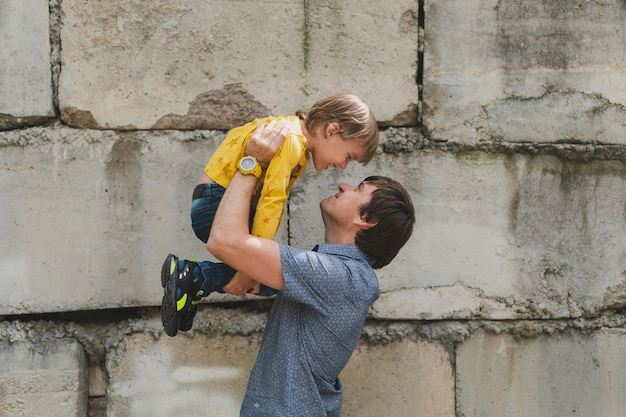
left=209, top=172, right=257, bottom=249
left=207, top=120, right=288, bottom=290
left=207, top=170, right=285, bottom=291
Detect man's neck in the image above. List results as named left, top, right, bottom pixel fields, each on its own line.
left=323, top=230, right=356, bottom=245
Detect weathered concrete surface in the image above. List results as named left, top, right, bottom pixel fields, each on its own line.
left=423, top=0, right=626, bottom=144
left=341, top=339, right=454, bottom=417
left=107, top=332, right=258, bottom=417
left=0, top=0, right=55, bottom=130
left=58, top=0, right=418, bottom=130
left=457, top=329, right=626, bottom=417
left=301, top=0, right=420, bottom=126
left=2, top=126, right=625, bottom=320
left=106, top=326, right=453, bottom=417
left=0, top=126, right=221, bottom=314
left=1, top=0, right=625, bottom=416
left=0, top=125, right=284, bottom=315
left=0, top=339, right=87, bottom=417
left=2, top=310, right=626, bottom=417
left=293, top=140, right=626, bottom=320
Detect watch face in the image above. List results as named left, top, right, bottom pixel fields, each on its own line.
left=241, top=157, right=255, bottom=170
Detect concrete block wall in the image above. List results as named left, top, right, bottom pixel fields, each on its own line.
left=422, top=0, right=626, bottom=144
left=1, top=0, right=625, bottom=416
left=0, top=0, right=54, bottom=128
left=457, top=329, right=626, bottom=416
left=0, top=339, right=87, bottom=417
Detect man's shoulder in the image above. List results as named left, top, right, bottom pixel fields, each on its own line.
left=279, top=244, right=373, bottom=275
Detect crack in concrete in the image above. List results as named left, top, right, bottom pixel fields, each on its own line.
left=3, top=305, right=626, bottom=362
left=381, top=126, right=626, bottom=163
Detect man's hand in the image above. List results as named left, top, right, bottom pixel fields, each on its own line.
left=246, top=120, right=289, bottom=168
left=224, top=271, right=261, bottom=296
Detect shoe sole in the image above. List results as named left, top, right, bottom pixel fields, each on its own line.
left=161, top=254, right=179, bottom=337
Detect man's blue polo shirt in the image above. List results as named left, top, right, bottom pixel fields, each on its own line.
left=240, top=244, right=379, bottom=417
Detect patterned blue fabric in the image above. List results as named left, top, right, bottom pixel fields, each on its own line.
left=241, top=244, right=379, bottom=416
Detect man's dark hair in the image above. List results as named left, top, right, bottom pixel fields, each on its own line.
left=355, top=176, right=415, bottom=269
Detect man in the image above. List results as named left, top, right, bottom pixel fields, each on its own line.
left=207, top=120, right=415, bottom=416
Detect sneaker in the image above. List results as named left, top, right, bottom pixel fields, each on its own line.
left=178, top=288, right=204, bottom=332
left=160, top=254, right=200, bottom=337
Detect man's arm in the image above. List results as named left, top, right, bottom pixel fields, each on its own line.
left=207, top=121, right=287, bottom=291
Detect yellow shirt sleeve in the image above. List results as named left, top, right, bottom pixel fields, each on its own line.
left=204, top=115, right=308, bottom=240
left=250, top=116, right=308, bottom=238
left=204, top=118, right=262, bottom=189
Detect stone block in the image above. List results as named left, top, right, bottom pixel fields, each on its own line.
left=2, top=126, right=625, bottom=319
left=423, top=0, right=626, bottom=144
left=106, top=330, right=452, bottom=417
left=0, top=339, right=88, bottom=417
left=106, top=332, right=259, bottom=417
left=457, top=329, right=626, bottom=417
left=297, top=0, right=419, bottom=125
left=88, top=364, right=107, bottom=397
left=341, top=339, right=455, bottom=417
left=2, top=123, right=625, bottom=321
left=291, top=150, right=626, bottom=320
left=0, top=127, right=236, bottom=314
left=0, top=0, right=54, bottom=129
left=58, top=0, right=418, bottom=129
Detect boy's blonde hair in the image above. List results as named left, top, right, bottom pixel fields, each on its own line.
left=296, top=94, right=379, bottom=164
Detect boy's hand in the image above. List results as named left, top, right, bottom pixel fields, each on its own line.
left=246, top=120, right=289, bottom=168
left=224, top=271, right=261, bottom=296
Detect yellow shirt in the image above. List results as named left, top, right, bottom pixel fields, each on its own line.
left=204, top=115, right=308, bottom=239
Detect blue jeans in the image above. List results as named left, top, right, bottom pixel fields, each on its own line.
left=190, top=183, right=278, bottom=297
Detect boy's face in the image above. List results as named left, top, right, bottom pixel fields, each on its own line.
left=310, top=124, right=366, bottom=171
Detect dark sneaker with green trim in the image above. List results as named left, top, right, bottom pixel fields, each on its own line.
left=178, top=288, right=205, bottom=332
left=160, top=254, right=201, bottom=337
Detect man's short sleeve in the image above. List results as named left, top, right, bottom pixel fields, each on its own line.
left=279, top=244, right=344, bottom=308
left=279, top=243, right=379, bottom=314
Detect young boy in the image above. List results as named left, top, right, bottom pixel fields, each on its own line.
left=161, top=93, right=379, bottom=336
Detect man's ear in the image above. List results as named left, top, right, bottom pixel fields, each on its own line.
left=353, top=216, right=376, bottom=230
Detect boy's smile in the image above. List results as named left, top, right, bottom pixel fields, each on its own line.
left=310, top=132, right=366, bottom=171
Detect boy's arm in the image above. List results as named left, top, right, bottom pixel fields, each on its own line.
left=207, top=122, right=288, bottom=291
left=248, top=131, right=298, bottom=239
left=224, top=119, right=297, bottom=295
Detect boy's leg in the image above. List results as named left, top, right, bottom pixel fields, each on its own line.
left=190, top=183, right=224, bottom=243
left=166, top=181, right=263, bottom=334
left=160, top=254, right=202, bottom=337
left=161, top=254, right=277, bottom=336
left=196, top=261, right=237, bottom=294
left=255, top=285, right=279, bottom=297
left=167, top=182, right=223, bottom=333
left=161, top=253, right=236, bottom=335
left=178, top=261, right=237, bottom=329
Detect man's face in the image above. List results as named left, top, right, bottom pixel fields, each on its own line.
left=320, top=181, right=377, bottom=226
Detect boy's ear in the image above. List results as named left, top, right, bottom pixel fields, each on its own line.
left=326, top=122, right=340, bottom=137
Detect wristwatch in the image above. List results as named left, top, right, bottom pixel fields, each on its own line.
left=238, top=156, right=262, bottom=178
